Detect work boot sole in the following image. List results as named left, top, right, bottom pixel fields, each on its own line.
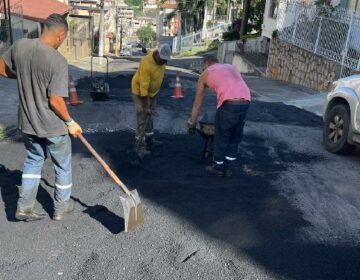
left=53, top=201, right=75, bottom=221
left=205, top=166, right=225, bottom=177
left=15, top=211, right=46, bottom=222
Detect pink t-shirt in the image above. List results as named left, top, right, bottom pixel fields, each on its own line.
left=206, top=64, right=251, bottom=108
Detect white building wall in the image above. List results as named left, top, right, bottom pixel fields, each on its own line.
left=262, top=0, right=279, bottom=39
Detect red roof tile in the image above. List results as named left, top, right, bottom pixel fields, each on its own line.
left=6, top=0, right=72, bottom=22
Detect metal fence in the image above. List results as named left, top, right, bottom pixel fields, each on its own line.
left=174, top=22, right=230, bottom=52
left=277, top=1, right=360, bottom=77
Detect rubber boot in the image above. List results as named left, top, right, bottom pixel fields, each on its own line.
left=205, top=162, right=225, bottom=177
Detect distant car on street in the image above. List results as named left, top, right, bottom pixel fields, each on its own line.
left=323, top=74, right=360, bottom=154
left=120, top=47, right=132, bottom=57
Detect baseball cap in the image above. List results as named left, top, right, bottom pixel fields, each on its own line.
left=158, top=43, right=171, bottom=61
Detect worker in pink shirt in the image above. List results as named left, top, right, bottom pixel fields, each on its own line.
left=188, top=56, right=251, bottom=177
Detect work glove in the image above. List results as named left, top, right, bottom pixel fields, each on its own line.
left=67, top=120, right=83, bottom=138
left=187, top=118, right=196, bottom=135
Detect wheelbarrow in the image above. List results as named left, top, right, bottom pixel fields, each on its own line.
left=196, top=113, right=215, bottom=159
left=90, top=54, right=110, bottom=101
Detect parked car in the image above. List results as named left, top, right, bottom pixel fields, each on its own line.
left=323, top=74, right=360, bottom=154
left=120, top=47, right=132, bottom=56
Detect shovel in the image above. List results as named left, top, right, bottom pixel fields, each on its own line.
left=78, top=134, right=144, bottom=232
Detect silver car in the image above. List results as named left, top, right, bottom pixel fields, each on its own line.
left=323, top=74, right=360, bottom=154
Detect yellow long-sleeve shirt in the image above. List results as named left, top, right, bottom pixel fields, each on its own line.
left=131, top=51, right=166, bottom=98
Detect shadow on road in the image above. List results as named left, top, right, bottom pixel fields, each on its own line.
left=74, top=197, right=124, bottom=234
left=0, top=164, right=20, bottom=221
left=41, top=178, right=124, bottom=234
left=70, top=126, right=360, bottom=279
left=0, top=166, right=124, bottom=233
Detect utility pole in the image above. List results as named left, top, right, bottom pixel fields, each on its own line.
left=202, top=4, right=208, bottom=41
left=213, top=0, right=216, bottom=26
left=7, top=0, right=13, bottom=44
left=176, top=11, right=181, bottom=52
left=240, top=0, right=251, bottom=37
left=3, top=0, right=8, bottom=21
left=98, top=0, right=105, bottom=62
left=115, top=0, right=119, bottom=56
left=227, top=0, right=232, bottom=23
left=120, top=16, right=123, bottom=52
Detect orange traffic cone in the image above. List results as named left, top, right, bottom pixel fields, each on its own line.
left=68, top=76, right=83, bottom=106
left=172, top=71, right=184, bottom=98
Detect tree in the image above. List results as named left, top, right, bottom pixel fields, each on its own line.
left=240, top=0, right=251, bottom=37
left=125, top=0, right=144, bottom=16
left=249, top=0, right=265, bottom=32
left=136, top=24, right=156, bottom=46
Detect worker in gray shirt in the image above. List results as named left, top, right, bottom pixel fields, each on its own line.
left=0, top=14, right=82, bottom=222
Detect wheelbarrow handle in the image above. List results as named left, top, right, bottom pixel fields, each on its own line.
left=78, top=134, right=132, bottom=196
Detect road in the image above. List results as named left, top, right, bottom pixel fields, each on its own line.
left=0, top=59, right=360, bottom=280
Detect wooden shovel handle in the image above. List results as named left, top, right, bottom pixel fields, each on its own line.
left=78, top=134, right=131, bottom=196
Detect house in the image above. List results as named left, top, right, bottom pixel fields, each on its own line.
left=68, top=0, right=118, bottom=56
left=0, top=0, right=72, bottom=42
left=264, top=0, right=360, bottom=90
left=262, top=0, right=358, bottom=40
left=159, top=0, right=178, bottom=37
left=143, top=0, right=157, bottom=10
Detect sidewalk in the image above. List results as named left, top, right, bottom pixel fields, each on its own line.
left=244, top=76, right=326, bottom=116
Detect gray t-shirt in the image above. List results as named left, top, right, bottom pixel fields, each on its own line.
left=2, top=38, right=69, bottom=137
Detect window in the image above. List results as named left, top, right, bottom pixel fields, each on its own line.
left=269, top=0, right=279, bottom=19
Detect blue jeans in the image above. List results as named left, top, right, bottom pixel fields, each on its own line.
left=214, top=101, right=250, bottom=164
left=18, top=134, right=72, bottom=212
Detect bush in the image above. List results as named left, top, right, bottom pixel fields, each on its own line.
left=272, top=29, right=278, bottom=39
left=136, top=24, right=156, bottom=46
left=231, top=18, right=242, bottom=32
left=222, top=30, right=240, bottom=41
left=208, top=39, right=221, bottom=49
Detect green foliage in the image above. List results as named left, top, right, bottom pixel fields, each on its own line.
left=249, top=0, right=266, bottom=32
left=208, top=38, right=221, bottom=49
left=242, top=33, right=261, bottom=39
left=133, top=7, right=144, bottom=16
left=272, top=29, right=278, bottom=39
left=174, top=42, right=219, bottom=57
left=125, top=0, right=143, bottom=7
left=0, top=127, right=4, bottom=140
left=136, top=24, right=156, bottom=45
left=222, top=30, right=240, bottom=41
left=315, top=0, right=336, bottom=16
left=125, top=0, right=144, bottom=15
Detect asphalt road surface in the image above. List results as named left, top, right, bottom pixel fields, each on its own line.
left=1, top=70, right=360, bottom=280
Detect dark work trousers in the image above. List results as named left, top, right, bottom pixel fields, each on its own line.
left=214, top=101, right=250, bottom=165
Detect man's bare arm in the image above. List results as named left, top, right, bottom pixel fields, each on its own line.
left=190, top=71, right=207, bottom=124
left=0, top=57, right=16, bottom=79
left=49, top=96, right=71, bottom=121
left=49, top=96, right=82, bottom=137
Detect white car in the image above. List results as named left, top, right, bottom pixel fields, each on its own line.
left=120, top=47, right=132, bottom=57
left=323, top=74, right=360, bottom=154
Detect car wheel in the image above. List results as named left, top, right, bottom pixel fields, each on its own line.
left=323, top=104, right=356, bottom=154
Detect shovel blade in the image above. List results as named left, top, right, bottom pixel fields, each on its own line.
left=120, top=189, right=144, bottom=232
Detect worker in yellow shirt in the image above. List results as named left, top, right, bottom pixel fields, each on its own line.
left=131, top=43, right=171, bottom=158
